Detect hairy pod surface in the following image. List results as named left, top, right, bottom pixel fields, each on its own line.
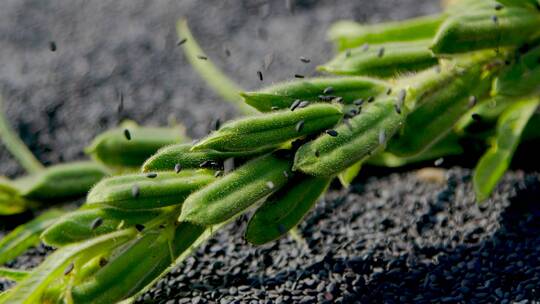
left=192, top=104, right=343, bottom=152
left=320, top=40, right=438, bottom=77
left=431, top=6, right=540, bottom=54
left=180, top=154, right=292, bottom=226
left=328, top=14, right=445, bottom=51
left=41, top=208, right=164, bottom=247
left=142, top=143, right=272, bottom=172
left=14, top=161, right=108, bottom=201
left=493, top=45, right=540, bottom=98
left=241, top=77, right=387, bottom=112
left=294, top=97, right=405, bottom=177
left=245, top=175, right=330, bottom=245
left=71, top=223, right=204, bottom=304
left=85, top=123, right=186, bottom=169
left=86, top=170, right=215, bottom=210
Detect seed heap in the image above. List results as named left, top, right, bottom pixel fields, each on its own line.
left=1, top=0, right=540, bottom=303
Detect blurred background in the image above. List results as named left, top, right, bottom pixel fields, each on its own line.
left=0, top=0, right=439, bottom=177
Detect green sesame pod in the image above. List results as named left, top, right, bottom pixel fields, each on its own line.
left=86, top=169, right=215, bottom=210
left=496, top=0, right=540, bottom=9
left=180, top=154, right=292, bottom=226
left=192, top=104, right=343, bottom=152
left=319, top=40, right=438, bottom=78
left=245, top=175, right=330, bottom=245
left=431, top=6, right=540, bottom=55
left=328, top=14, right=445, bottom=51
left=142, top=143, right=273, bottom=172
left=473, top=98, right=539, bottom=202
left=0, top=229, right=135, bottom=304
left=294, top=96, right=405, bottom=177
left=85, top=122, right=187, bottom=170
left=387, top=60, right=493, bottom=157
left=41, top=208, right=164, bottom=247
left=71, top=223, right=204, bottom=304
left=493, top=44, right=540, bottom=98
left=14, top=161, right=109, bottom=201
left=240, top=77, right=387, bottom=112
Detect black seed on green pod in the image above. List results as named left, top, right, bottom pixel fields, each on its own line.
left=323, top=87, right=334, bottom=94
left=326, top=130, right=338, bottom=137
left=299, top=56, right=310, bottom=63
left=176, top=38, right=187, bottom=46
left=354, top=99, right=365, bottom=106
left=124, top=129, right=131, bottom=140
left=146, top=172, right=157, bottom=179
left=135, top=224, right=145, bottom=232
left=290, top=99, right=301, bottom=111
left=197, top=55, right=208, bottom=60
left=91, top=218, right=103, bottom=230
left=294, top=74, right=305, bottom=78
left=378, top=47, right=385, bottom=58
left=472, top=113, right=482, bottom=121
left=494, top=4, right=503, bottom=10
left=257, top=71, right=263, bottom=81
left=298, top=101, right=310, bottom=108
left=99, top=257, right=108, bottom=267
left=64, top=262, right=74, bottom=275
left=295, top=120, right=305, bottom=132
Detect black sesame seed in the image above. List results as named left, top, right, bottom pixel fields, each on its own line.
left=49, top=41, right=57, bottom=52
left=315, top=150, right=320, bottom=157
left=146, top=172, right=158, bottom=178
left=212, top=118, right=221, bottom=131
left=174, top=163, right=182, bottom=174
left=294, top=74, right=305, bottom=78
left=132, top=185, right=140, bottom=198
left=378, top=47, right=385, bottom=58
left=64, top=262, right=74, bottom=275
left=394, top=103, right=402, bottom=114
left=295, top=120, right=305, bottom=132
left=367, top=96, right=375, bottom=103
left=323, top=87, right=334, bottom=95
left=124, top=129, right=131, bottom=140
left=299, top=56, right=311, bottom=63
left=290, top=99, right=301, bottom=111
left=494, top=3, right=503, bottom=10
left=197, top=55, right=208, bottom=60
left=386, top=88, right=392, bottom=95
left=326, top=129, right=338, bottom=137
left=99, top=257, right=108, bottom=267
left=91, top=218, right=103, bottom=230
left=135, top=224, right=145, bottom=232
left=354, top=99, right=365, bottom=106
left=319, top=95, right=336, bottom=101
left=257, top=70, right=263, bottom=81
left=332, top=96, right=344, bottom=103
left=176, top=38, right=187, bottom=46
left=472, top=113, right=482, bottom=121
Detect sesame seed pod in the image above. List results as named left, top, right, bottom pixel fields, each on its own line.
left=431, top=6, right=540, bottom=55
left=0, top=209, right=64, bottom=265
left=474, top=98, right=539, bottom=202
left=0, top=229, right=135, bottom=304
left=41, top=208, right=164, bottom=247
left=328, top=14, right=445, bottom=51
left=387, top=57, right=495, bottom=157
left=493, top=44, right=540, bottom=98
left=71, top=223, right=204, bottom=304
left=240, top=77, right=387, bottom=112
left=142, top=143, right=273, bottom=173
left=192, top=104, right=343, bottom=152
left=245, top=175, right=330, bottom=245
left=180, top=154, right=292, bottom=226
left=13, top=161, right=109, bottom=202
left=86, top=169, right=215, bottom=210
left=319, top=40, right=438, bottom=78
left=85, top=122, right=187, bottom=170
left=496, top=0, right=540, bottom=9
left=294, top=96, right=405, bottom=177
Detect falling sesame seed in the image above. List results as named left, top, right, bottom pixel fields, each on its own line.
left=494, top=3, right=503, bottom=10
left=64, top=262, right=74, bottom=275
left=472, top=113, right=482, bottom=121
left=174, top=163, right=182, bottom=174
left=492, top=15, right=498, bottom=24
left=214, top=170, right=223, bottom=177
left=361, top=43, right=369, bottom=52
left=354, top=98, right=365, bottom=106
left=326, top=129, right=338, bottom=137
left=434, top=158, right=444, bottom=166
left=323, top=87, right=334, bottom=94
left=294, top=74, right=305, bottom=78
left=299, top=56, right=311, bottom=63
left=378, top=130, right=386, bottom=145
left=146, top=172, right=158, bottom=178
left=124, top=129, right=131, bottom=140
left=367, top=96, right=375, bottom=103
left=91, top=218, right=103, bottom=230
left=99, top=258, right=108, bottom=267
left=135, top=224, right=145, bottom=232
left=197, top=55, right=208, bottom=60
left=290, top=99, right=301, bottom=111
left=158, top=224, right=166, bottom=229
left=176, top=38, right=187, bottom=46
left=49, top=41, right=57, bottom=52
left=132, top=185, right=140, bottom=198
left=386, top=88, right=392, bottom=95
left=295, top=120, right=305, bottom=132
left=266, top=181, right=275, bottom=189
left=378, top=47, right=385, bottom=58
left=257, top=70, right=263, bottom=81
left=469, top=96, right=477, bottom=107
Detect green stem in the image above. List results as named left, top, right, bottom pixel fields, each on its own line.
left=0, top=95, right=44, bottom=173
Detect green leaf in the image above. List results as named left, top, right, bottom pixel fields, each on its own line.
left=338, top=161, right=362, bottom=187
left=473, top=98, right=539, bottom=202
left=0, top=267, right=30, bottom=282
left=0, top=209, right=64, bottom=265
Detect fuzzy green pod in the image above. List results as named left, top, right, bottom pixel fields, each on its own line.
left=387, top=59, right=494, bottom=157
left=294, top=96, right=405, bottom=177
left=13, top=161, right=108, bottom=201
left=240, top=77, right=387, bottom=112
left=328, top=14, right=445, bottom=51
left=86, top=169, right=214, bottom=210
left=180, top=154, right=292, bottom=226
left=192, top=104, right=343, bottom=152
left=85, top=122, right=187, bottom=169
left=71, top=223, right=204, bottom=303
left=431, top=6, right=540, bottom=54
left=41, top=208, right=164, bottom=247
left=493, top=45, right=540, bottom=98
left=245, top=175, right=330, bottom=245
left=142, top=143, right=272, bottom=172
left=319, top=40, right=438, bottom=78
